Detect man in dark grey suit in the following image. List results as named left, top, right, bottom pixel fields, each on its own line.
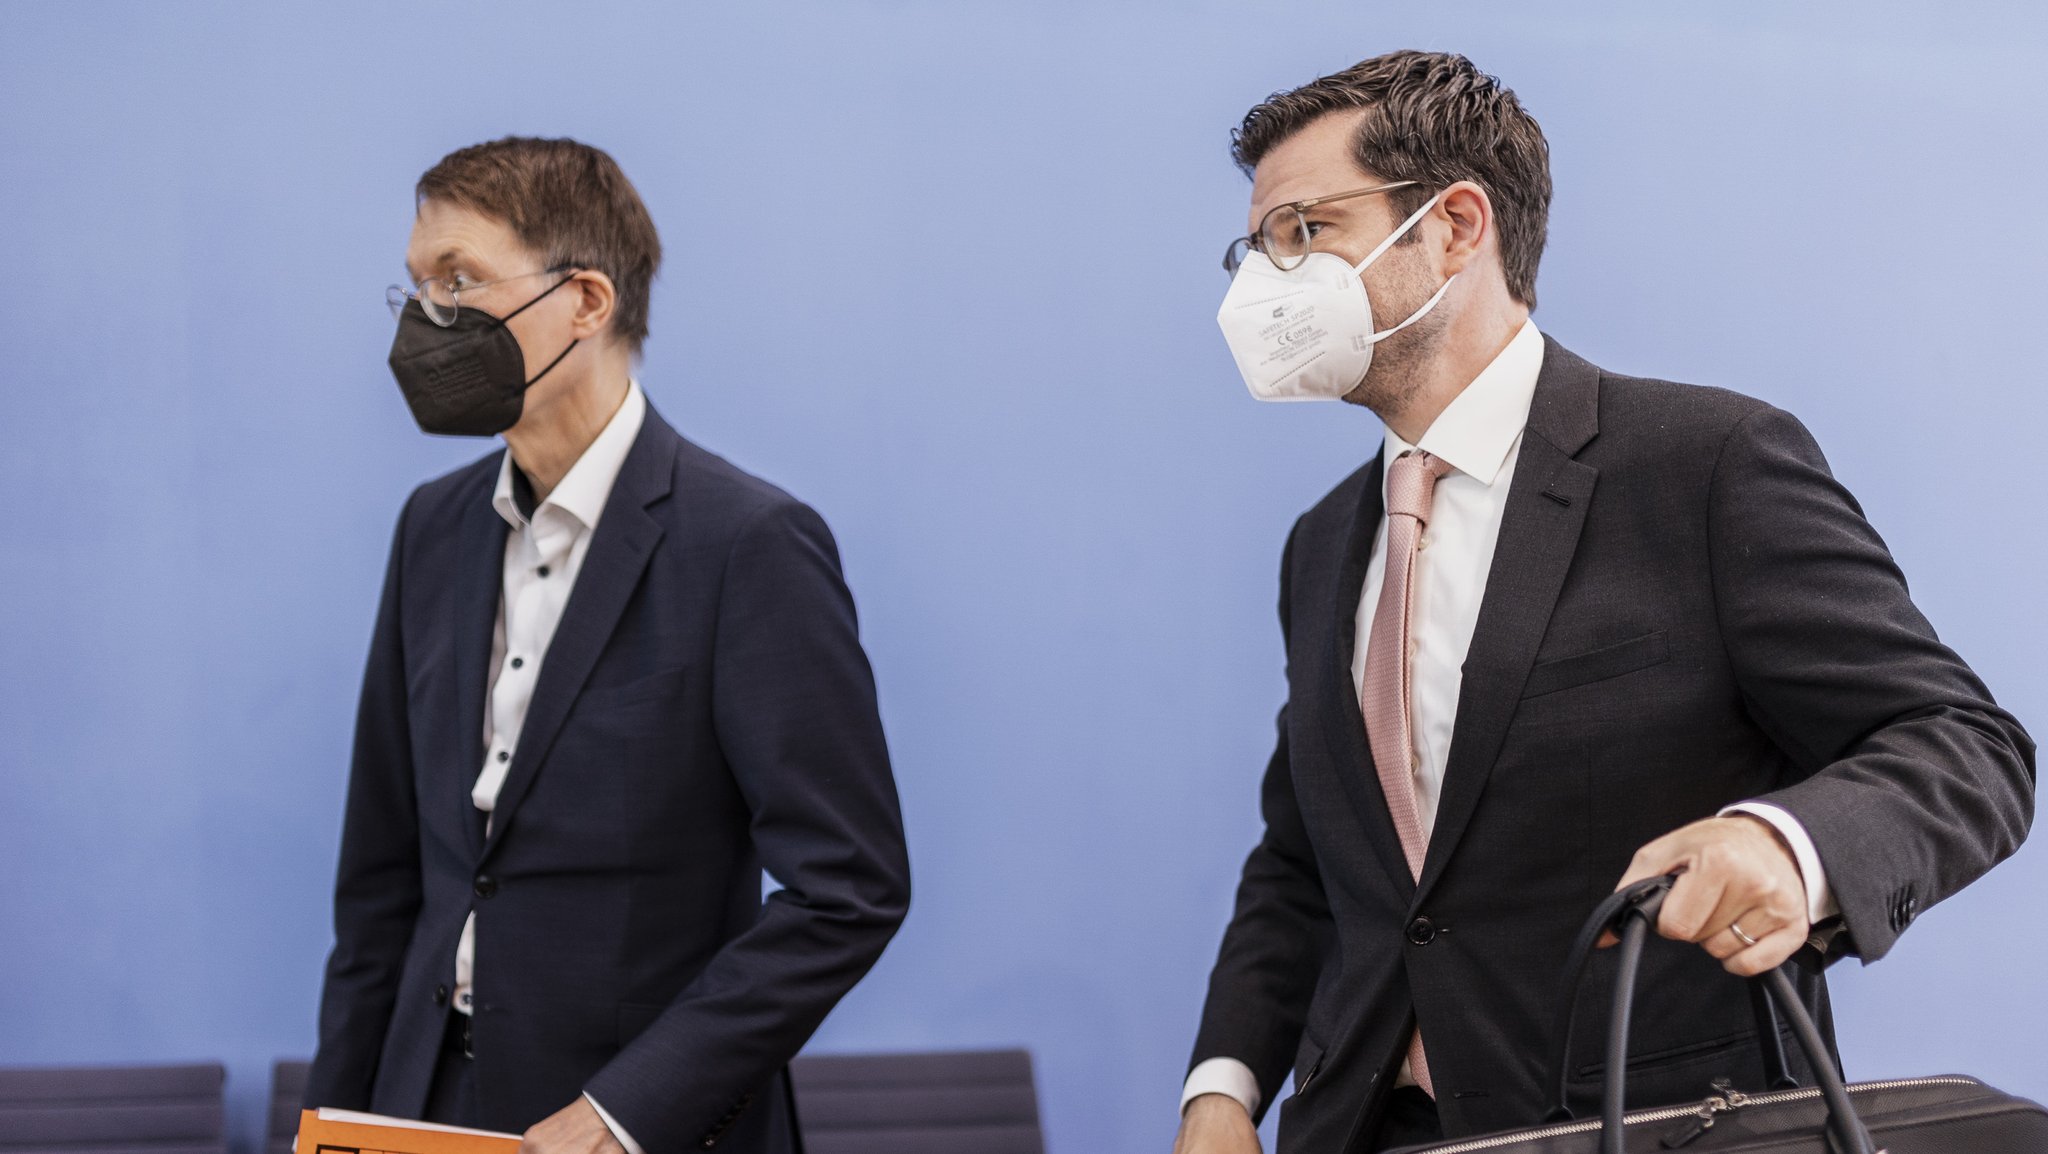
left=307, top=137, right=910, bottom=1154
left=1177, top=51, right=2033, bottom=1154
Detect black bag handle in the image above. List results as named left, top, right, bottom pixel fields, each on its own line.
left=1543, top=875, right=1677, bottom=1120
left=1556, top=876, right=1876, bottom=1154
left=1543, top=877, right=1799, bottom=1117
left=1746, top=977, right=1800, bottom=1091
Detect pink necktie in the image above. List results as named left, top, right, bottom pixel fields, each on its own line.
left=1361, top=449, right=1453, bottom=1098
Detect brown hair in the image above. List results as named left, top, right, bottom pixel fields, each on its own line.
left=1232, top=50, right=1551, bottom=307
left=416, top=136, right=662, bottom=353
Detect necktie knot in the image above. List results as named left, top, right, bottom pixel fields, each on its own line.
left=1387, top=450, right=1453, bottom=522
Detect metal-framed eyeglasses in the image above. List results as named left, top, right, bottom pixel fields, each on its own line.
left=1222, top=180, right=1420, bottom=275
left=386, top=266, right=577, bottom=327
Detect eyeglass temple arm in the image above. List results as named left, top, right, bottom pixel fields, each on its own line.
left=1292, top=179, right=1420, bottom=212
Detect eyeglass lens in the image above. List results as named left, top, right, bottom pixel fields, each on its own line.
left=1260, top=205, right=1311, bottom=271
left=384, top=278, right=466, bottom=327
left=1220, top=206, right=1314, bottom=275
left=418, top=278, right=463, bottom=326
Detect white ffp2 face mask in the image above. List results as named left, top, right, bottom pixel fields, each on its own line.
left=1216, top=191, right=1456, bottom=402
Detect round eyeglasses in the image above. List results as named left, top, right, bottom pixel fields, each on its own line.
left=386, top=266, right=576, bottom=327
left=1222, top=180, right=1421, bottom=275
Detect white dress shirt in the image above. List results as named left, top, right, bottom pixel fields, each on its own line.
left=1182, top=322, right=1837, bottom=1119
left=451, top=379, right=648, bottom=1154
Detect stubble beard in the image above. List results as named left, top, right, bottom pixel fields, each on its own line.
left=1339, top=253, right=1450, bottom=421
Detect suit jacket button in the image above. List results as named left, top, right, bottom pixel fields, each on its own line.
left=1407, top=917, right=1437, bottom=945
left=474, top=875, right=498, bottom=900
left=433, top=985, right=449, bottom=1006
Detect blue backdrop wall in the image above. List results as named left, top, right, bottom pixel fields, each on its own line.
left=3, top=4, right=2043, bottom=1152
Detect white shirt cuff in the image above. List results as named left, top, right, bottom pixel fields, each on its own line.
left=1721, top=801, right=1840, bottom=925
left=1181, top=1057, right=1261, bottom=1118
left=585, top=1093, right=646, bottom=1154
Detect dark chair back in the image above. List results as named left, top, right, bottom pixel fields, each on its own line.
left=789, top=1048, right=1043, bottom=1154
left=267, top=1060, right=311, bottom=1154
left=0, top=1062, right=227, bottom=1154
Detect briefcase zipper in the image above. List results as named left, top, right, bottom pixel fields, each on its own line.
left=1413, top=1076, right=1981, bottom=1153
left=1660, top=1078, right=1750, bottom=1148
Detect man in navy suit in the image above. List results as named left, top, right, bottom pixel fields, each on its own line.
left=306, top=137, right=910, bottom=1154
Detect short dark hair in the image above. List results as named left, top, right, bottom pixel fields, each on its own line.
left=1232, top=50, right=1551, bottom=308
left=416, top=136, right=663, bottom=353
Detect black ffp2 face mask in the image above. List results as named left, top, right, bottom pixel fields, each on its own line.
left=387, top=274, right=579, bottom=437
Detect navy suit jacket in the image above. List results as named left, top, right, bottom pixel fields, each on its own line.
left=307, top=405, right=910, bottom=1152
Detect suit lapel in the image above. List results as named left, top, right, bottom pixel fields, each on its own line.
left=1414, top=339, right=1601, bottom=903
left=477, top=414, right=678, bottom=865
left=449, top=466, right=509, bottom=861
left=1316, top=448, right=1422, bottom=897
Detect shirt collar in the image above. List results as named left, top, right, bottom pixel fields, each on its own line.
left=1382, top=319, right=1545, bottom=487
left=492, top=378, right=648, bottom=533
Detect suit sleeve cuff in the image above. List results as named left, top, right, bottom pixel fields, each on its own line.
left=585, top=1093, right=646, bottom=1154
left=1721, top=801, right=1840, bottom=925
left=1181, top=1057, right=1261, bottom=1119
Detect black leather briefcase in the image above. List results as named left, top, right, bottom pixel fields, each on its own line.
left=1390, top=876, right=2048, bottom=1153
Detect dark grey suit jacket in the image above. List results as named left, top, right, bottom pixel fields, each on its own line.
left=1190, top=337, right=2034, bottom=1151
left=307, top=406, right=910, bottom=1152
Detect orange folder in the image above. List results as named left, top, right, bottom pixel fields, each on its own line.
left=295, top=1108, right=521, bottom=1154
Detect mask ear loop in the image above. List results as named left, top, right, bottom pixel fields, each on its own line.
left=1351, top=191, right=1444, bottom=274
left=521, top=338, right=581, bottom=387
left=1346, top=190, right=1457, bottom=346
left=497, top=269, right=584, bottom=388
left=1366, top=273, right=1458, bottom=346
left=498, top=268, right=581, bottom=323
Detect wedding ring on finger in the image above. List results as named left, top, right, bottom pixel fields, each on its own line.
left=1730, top=920, right=1760, bottom=948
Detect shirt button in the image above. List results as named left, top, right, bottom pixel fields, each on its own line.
left=510, top=657, right=524, bottom=670
left=496, top=750, right=509, bottom=763
left=537, top=565, right=551, bottom=578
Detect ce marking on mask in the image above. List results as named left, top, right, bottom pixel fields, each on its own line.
left=1261, top=301, right=1330, bottom=371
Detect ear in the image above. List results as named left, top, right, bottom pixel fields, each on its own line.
left=1434, top=180, right=1494, bottom=278
left=562, top=269, right=619, bottom=344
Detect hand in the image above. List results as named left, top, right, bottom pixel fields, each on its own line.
left=520, top=1097, right=625, bottom=1154
left=1608, top=815, right=1810, bottom=977
left=1172, top=1092, right=1262, bottom=1154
